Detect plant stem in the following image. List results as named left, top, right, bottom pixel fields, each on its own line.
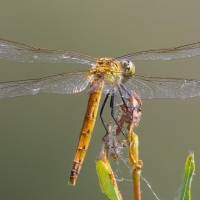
left=127, top=125, right=141, bottom=200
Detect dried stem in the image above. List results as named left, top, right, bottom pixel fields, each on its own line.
left=117, top=92, right=143, bottom=200
left=98, top=92, right=143, bottom=200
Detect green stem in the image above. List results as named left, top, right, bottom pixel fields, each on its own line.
left=127, top=126, right=141, bottom=200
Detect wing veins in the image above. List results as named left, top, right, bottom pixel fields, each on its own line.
left=116, top=42, right=200, bottom=61
left=0, top=38, right=97, bottom=65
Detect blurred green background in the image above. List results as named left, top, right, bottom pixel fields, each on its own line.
left=0, top=1, right=200, bottom=199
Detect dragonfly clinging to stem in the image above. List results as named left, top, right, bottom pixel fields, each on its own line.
left=1, top=38, right=200, bottom=185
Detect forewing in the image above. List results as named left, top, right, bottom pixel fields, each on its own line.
left=0, top=71, right=91, bottom=98
left=123, top=74, right=200, bottom=99
left=116, top=42, right=200, bottom=61
left=0, top=38, right=96, bottom=66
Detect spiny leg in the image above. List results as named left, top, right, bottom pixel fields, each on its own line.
left=100, top=85, right=133, bottom=138
left=100, top=93, right=110, bottom=135
left=110, top=93, right=125, bottom=136
left=120, top=83, right=132, bottom=97
left=119, top=84, right=142, bottom=112
left=117, top=85, right=129, bottom=109
left=100, top=92, right=125, bottom=139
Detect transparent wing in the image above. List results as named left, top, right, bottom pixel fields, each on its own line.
left=0, top=71, right=91, bottom=98
left=122, top=74, right=200, bottom=99
left=0, top=38, right=96, bottom=66
left=116, top=42, right=200, bottom=61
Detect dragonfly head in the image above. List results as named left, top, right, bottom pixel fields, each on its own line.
left=120, top=60, right=135, bottom=76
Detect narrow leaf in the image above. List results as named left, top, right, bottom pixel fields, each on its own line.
left=180, top=152, right=195, bottom=200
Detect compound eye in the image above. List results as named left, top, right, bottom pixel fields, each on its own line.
left=121, top=61, right=135, bottom=75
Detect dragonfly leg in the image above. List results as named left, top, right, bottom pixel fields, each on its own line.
left=100, top=92, right=125, bottom=140
left=100, top=93, right=110, bottom=136
left=118, top=84, right=141, bottom=111
left=118, top=85, right=129, bottom=109
left=110, top=94, right=125, bottom=136
left=120, top=84, right=132, bottom=97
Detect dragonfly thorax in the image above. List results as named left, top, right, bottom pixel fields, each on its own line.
left=89, top=58, right=125, bottom=84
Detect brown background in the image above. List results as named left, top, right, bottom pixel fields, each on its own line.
left=0, top=1, right=200, bottom=199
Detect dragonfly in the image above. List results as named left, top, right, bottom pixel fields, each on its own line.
left=1, top=38, right=200, bottom=185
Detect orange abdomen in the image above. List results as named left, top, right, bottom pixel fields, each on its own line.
left=68, top=81, right=103, bottom=185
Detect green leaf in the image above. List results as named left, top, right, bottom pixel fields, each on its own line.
left=180, top=153, right=195, bottom=200
left=96, top=159, right=122, bottom=200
